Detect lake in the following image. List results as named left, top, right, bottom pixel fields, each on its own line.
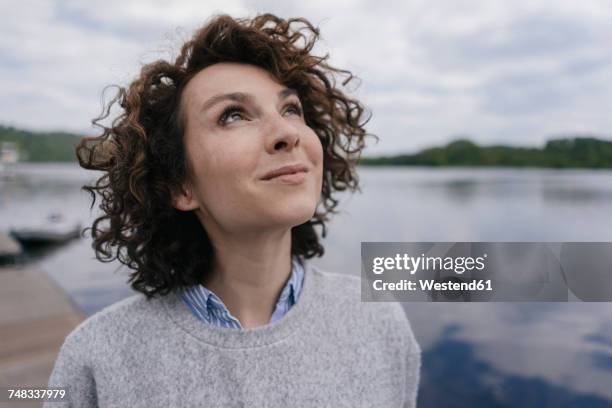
left=2, top=163, right=612, bottom=407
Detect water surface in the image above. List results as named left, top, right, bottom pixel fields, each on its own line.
left=2, top=163, right=611, bottom=406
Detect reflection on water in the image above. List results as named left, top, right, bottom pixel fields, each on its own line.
left=405, top=303, right=612, bottom=406
left=2, top=163, right=612, bottom=406
left=421, top=333, right=612, bottom=407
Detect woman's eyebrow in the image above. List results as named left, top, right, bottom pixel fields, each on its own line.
left=199, top=88, right=299, bottom=114
left=279, top=88, right=298, bottom=100
left=200, top=92, right=253, bottom=114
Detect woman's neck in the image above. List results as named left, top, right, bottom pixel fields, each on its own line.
left=202, top=229, right=294, bottom=329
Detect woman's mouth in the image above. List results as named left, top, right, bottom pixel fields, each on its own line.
left=260, top=164, right=309, bottom=184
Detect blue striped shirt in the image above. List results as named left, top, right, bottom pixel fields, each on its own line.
left=179, top=258, right=305, bottom=329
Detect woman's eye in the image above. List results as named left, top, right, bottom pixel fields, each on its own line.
left=219, top=106, right=246, bottom=125
left=284, top=103, right=303, bottom=117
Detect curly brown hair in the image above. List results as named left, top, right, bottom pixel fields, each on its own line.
left=77, top=13, right=374, bottom=298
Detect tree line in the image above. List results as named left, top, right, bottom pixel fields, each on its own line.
left=359, top=137, right=612, bottom=169
left=0, top=125, right=81, bottom=162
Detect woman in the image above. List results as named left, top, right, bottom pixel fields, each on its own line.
left=46, top=13, right=421, bottom=407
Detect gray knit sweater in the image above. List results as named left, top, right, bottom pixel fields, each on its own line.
left=45, top=264, right=421, bottom=407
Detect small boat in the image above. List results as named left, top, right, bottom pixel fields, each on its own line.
left=10, top=213, right=82, bottom=245
left=0, top=231, right=22, bottom=257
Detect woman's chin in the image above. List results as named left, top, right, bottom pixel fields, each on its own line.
left=272, top=205, right=318, bottom=229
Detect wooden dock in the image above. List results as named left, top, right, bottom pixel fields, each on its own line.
left=0, top=265, right=85, bottom=408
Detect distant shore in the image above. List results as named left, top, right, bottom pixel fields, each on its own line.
left=3, top=125, right=612, bottom=169
left=359, top=137, right=612, bottom=169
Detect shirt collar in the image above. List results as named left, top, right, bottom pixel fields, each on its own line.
left=179, top=257, right=305, bottom=328
left=276, top=257, right=304, bottom=306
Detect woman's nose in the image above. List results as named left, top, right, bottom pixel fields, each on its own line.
left=264, top=113, right=300, bottom=153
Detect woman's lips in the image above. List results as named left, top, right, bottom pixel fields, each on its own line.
left=260, top=163, right=309, bottom=184
left=261, top=164, right=309, bottom=180
left=263, top=170, right=307, bottom=184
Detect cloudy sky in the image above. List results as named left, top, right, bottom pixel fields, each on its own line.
left=1, top=0, right=611, bottom=155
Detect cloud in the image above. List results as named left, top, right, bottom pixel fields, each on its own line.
left=1, top=0, right=611, bottom=154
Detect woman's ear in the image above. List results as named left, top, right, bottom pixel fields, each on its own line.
left=172, top=182, right=199, bottom=212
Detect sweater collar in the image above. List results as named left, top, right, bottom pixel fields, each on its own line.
left=158, top=260, right=320, bottom=349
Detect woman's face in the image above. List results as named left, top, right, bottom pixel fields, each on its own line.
left=173, top=62, right=324, bottom=235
